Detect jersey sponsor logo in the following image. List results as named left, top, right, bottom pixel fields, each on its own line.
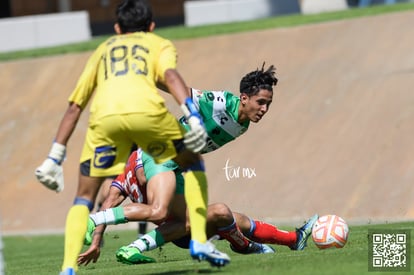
left=147, top=141, right=167, bottom=157
left=93, top=145, right=117, bottom=169
left=219, top=116, right=229, bottom=125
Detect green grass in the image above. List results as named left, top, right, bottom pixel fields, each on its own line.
left=1, top=2, right=414, bottom=62
left=3, top=222, right=414, bottom=274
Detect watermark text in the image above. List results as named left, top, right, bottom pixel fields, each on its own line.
left=223, top=159, right=256, bottom=181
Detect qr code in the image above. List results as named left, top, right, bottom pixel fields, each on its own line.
left=369, top=229, right=411, bottom=272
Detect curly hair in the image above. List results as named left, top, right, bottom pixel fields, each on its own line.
left=239, top=63, right=278, bottom=96
left=116, top=0, right=153, bottom=33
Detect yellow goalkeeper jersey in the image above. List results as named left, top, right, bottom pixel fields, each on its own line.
left=68, top=31, right=177, bottom=122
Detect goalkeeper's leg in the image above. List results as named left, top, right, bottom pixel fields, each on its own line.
left=61, top=175, right=102, bottom=273
left=184, top=169, right=208, bottom=244
left=178, top=157, right=230, bottom=267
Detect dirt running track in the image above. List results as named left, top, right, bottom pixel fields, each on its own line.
left=1, top=10, right=414, bottom=235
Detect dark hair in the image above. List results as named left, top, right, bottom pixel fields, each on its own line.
left=239, top=63, right=278, bottom=96
left=116, top=0, right=153, bottom=33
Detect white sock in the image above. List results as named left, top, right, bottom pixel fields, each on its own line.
left=130, top=235, right=157, bottom=252
left=90, top=209, right=117, bottom=226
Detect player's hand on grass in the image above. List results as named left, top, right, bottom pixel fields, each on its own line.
left=35, top=142, right=66, bottom=192
left=181, top=98, right=207, bottom=153
left=78, top=244, right=101, bottom=266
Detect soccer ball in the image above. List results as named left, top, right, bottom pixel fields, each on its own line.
left=311, top=214, right=349, bottom=249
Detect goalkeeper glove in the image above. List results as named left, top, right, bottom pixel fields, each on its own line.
left=35, top=142, right=66, bottom=192
left=180, top=98, right=207, bottom=153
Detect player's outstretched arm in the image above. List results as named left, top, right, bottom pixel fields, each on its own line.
left=35, top=102, right=82, bottom=192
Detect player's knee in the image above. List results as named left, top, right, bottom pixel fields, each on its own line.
left=151, top=206, right=169, bottom=222
left=73, top=197, right=94, bottom=211
left=208, top=203, right=233, bottom=223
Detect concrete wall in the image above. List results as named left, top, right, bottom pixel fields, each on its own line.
left=184, top=0, right=301, bottom=26
left=184, top=0, right=410, bottom=27
left=0, top=11, right=91, bottom=53
left=301, top=0, right=348, bottom=14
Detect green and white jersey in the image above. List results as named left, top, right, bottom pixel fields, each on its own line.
left=180, top=88, right=250, bottom=154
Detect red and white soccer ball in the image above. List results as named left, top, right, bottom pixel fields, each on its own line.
left=311, top=214, right=349, bottom=249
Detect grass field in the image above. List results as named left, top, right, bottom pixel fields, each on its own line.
left=3, top=221, right=413, bottom=274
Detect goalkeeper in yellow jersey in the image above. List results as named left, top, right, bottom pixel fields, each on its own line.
left=34, top=0, right=229, bottom=274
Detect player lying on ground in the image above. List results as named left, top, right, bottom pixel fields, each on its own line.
left=113, top=136, right=318, bottom=264
left=77, top=148, right=318, bottom=265
left=113, top=210, right=318, bottom=265
left=115, top=209, right=318, bottom=264
left=77, top=148, right=274, bottom=266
